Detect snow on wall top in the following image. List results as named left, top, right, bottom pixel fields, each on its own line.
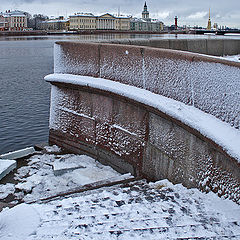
left=45, top=73, right=240, bottom=163
left=54, top=42, right=240, bottom=129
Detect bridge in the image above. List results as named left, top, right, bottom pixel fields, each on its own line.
left=45, top=38, right=240, bottom=203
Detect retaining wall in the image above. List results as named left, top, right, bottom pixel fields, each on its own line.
left=47, top=41, right=240, bottom=203
left=54, top=42, right=240, bottom=129
left=104, top=38, right=240, bottom=56
left=47, top=80, right=240, bottom=203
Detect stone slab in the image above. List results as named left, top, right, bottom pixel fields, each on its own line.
left=0, top=159, right=17, bottom=181
left=53, top=158, right=85, bottom=176
left=0, top=147, right=35, bottom=160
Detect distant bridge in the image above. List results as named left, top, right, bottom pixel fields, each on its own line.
left=45, top=39, right=240, bottom=203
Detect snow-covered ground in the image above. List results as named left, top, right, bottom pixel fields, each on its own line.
left=0, top=146, right=121, bottom=203
left=224, top=54, right=240, bottom=62
left=1, top=146, right=240, bottom=239
left=0, top=179, right=240, bottom=240
left=220, top=54, right=240, bottom=62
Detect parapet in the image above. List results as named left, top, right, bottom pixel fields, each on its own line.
left=46, top=41, right=240, bottom=203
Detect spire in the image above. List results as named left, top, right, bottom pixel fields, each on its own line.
left=142, top=1, right=150, bottom=20
left=207, top=8, right=211, bottom=30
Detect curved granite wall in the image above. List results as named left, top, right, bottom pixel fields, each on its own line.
left=46, top=80, right=240, bottom=203
left=47, top=41, right=240, bottom=203
left=104, top=38, right=240, bottom=56
left=54, top=42, right=240, bottom=129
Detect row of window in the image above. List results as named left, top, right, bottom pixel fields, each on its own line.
left=13, top=23, right=25, bottom=27
left=13, top=17, right=25, bottom=22
left=71, top=25, right=96, bottom=29
left=71, top=19, right=96, bottom=23
left=70, top=25, right=130, bottom=30
left=70, top=18, right=130, bottom=24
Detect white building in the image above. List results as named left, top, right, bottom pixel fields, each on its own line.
left=130, top=2, right=164, bottom=32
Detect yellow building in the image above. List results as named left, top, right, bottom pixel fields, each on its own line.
left=96, top=13, right=131, bottom=30
left=97, top=13, right=115, bottom=30
left=69, top=13, right=96, bottom=30
left=69, top=12, right=131, bottom=31
left=115, top=16, right=131, bottom=30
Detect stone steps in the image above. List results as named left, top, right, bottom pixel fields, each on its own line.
left=32, top=180, right=240, bottom=240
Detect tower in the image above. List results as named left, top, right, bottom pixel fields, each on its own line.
left=207, top=8, right=211, bottom=30
left=142, top=2, right=150, bottom=20
left=175, top=16, right=178, bottom=30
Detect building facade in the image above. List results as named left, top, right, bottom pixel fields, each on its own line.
left=69, top=12, right=131, bottom=31
left=41, top=16, right=69, bottom=31
left=1, top=10, right=27, bottom=31
left=0, top=14, right=6, bottom=31
left=69, top=13, right=96, bottom=30
left=130, top=2, right=164, bottom=32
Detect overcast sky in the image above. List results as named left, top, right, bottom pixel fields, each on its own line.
left=1, top=0, right=239, bottom=28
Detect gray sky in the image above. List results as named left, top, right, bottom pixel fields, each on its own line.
left=1, top=0, right=239, bottom=28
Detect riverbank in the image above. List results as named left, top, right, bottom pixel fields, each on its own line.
left=0, top=30, right=169, bottom=37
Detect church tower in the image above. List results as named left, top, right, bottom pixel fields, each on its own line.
left=142, top=2, right=150, bottom=21
left=207, top=8, right=211, bottom=30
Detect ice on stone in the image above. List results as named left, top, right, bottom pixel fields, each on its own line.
left=0, top=160, right=17, bottom=181
left=53, top=155, right=85, bottom=176
left=0, top=147, right=35, bottom=160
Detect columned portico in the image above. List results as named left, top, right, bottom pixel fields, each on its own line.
left=97, top=13, right=116, bottom=30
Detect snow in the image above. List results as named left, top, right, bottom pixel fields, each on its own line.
left=45, top=73, right=240, bottom=163
left=0, top=179, right=239, bottom=239
left=54, top=42, right=240, bottom=129
left=44, top=145, right=61, bottom=153
left=0, top=183, right=15, bottom=199
left=220, top=54, right=240, bottom=62
left=0, top=160, right=16, bottom=180
left=0, top=147, right=35, bottom=160
left=53, top=155, right=85, bottom=176
left=0, top=152, right=121, bottom=203
left=0, top=204, right=40, bottom=240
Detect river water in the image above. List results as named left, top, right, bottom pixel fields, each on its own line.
left=0, top=33, right=239, bottom=154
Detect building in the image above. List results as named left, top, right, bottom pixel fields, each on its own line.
left=97, top=13, right=116, bottom=30
left=130, top=2, right=164, bottom=32
left=1, top=10, right=27, bottom=31
left=41, top=16, right=69, bottom=31
left=0, top=14, right=6, bottom=31
left=142, top=1, right=150, bottom=21
left=69, top=12, right=131, bottom=31
left=115, top=16, right=131, bottom=30
left=69, top=13, right=96, bottom=30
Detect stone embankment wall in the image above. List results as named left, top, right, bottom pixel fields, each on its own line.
left=0, top=31, right=47, bottom=36
left=104, top=38, right=240, bottom=56
left=47, top=41, right=240, bottom=203
left=54, top=42, right=240, bottom=129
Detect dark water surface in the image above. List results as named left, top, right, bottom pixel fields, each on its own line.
left=0, top=33, right=154, bottom=154
left=0, top=33, right=238, bottom=154
left=0, top=39, right=53, bottom=154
